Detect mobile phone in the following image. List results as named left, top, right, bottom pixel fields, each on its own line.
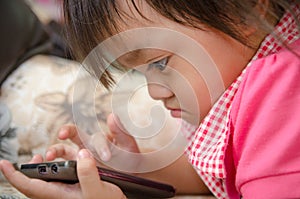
left=15, top=160, right=176, bottom=198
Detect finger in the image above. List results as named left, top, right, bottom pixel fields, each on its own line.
left=107, top=114, right=140, bottom=152
left=0, top=160, right=70, bottom=199
left=76, top=149, right=124, bottom=199
left=29, top=154, right=44, bottom=163
left=46, top=143, right=78, bottom=161
left=59, top=124, right=112, bottom=162
left=107, top=114, right=127, bottom=137
left=89, top=132, right=112, bottom=162
left=58, top=125, right=89, bottom=148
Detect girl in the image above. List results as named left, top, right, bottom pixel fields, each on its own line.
left=1, top=0, right=300, bottom=198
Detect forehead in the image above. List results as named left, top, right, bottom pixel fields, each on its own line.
left=115, top=0, right=171, bottom=31
left=105, top=1, right=211, bottom=67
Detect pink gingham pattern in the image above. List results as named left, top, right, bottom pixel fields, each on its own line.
left=185, top=4, right=300, bottom=199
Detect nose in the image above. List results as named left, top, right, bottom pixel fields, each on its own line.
left=147, top=82, right=173, bottom=100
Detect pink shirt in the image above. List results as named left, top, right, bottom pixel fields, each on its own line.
left=226, top=39, right=300, bottom=198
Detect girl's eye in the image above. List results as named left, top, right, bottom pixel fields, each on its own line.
left=148, top=57, right=169, bottom=71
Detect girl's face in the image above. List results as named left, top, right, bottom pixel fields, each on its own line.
left=112, top=1, right=256, bottom=125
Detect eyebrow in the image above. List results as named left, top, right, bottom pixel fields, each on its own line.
left=122, top=49, right=144, bottom=64
left=118, top=48, right=168, bottom=68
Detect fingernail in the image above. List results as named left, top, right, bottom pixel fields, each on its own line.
left=100, top=148, right=110, bottom=162
left=59, top=128, right=67, bottom=136
left=45, top=151, right=52, bottom=159
left=78, top=149, right=92, bottom=159
left=46, top=151, right=51, bottom=157
left=96, top=146, right=111, bottom=162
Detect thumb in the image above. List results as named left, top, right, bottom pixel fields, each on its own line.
left=77, top=149, right=106, bottom=199
left=107, top=114, right=139, bottom=153
left=77, top=149, right=124, bottom=199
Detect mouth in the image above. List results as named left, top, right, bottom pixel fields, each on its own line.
left=165, top=106, right=182, bottom=118
left=170, top=109, right=182, bottom=118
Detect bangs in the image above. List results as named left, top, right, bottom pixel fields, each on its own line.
left=63, top=0, right=141, bottom=88
left=64, top=0, right=117, bottom=59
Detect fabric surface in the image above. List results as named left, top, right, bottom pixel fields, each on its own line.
left=0, top=103, right=18, bottom=163
left=186, top=4, right=300, bottom=199
left=0, top=0, right=70, bottom=85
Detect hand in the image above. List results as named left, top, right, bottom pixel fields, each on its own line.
left=0, top=149, right=127, bottom=199
left=46, top=113, right=140, bottom=162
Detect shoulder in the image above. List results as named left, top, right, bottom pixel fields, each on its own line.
left=228, top=39, right=300, bottom=197
left=251, top=38, right=300, bottom=76
left=247, top=39, right=300, bottom=88
left=231, top=39, right=300, bottom=124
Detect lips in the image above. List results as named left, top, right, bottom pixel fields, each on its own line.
left=169, top=109, right=182, bottom=118
left=165, top=106, right=182, bottom=118
left=164, top=101, right=182, bottom=118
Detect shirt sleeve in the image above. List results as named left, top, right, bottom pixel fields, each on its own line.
left=229, top=40, right=300, bottom=198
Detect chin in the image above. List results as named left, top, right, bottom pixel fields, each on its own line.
left=181, top=113, right=200, bottom=126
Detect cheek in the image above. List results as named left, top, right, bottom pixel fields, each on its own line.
left=192, top=76, right=212, bottom=122
left=170, top=65, right=212, bottom=125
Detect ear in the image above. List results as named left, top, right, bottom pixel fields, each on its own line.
left=255, top=0, right=270, bottom=18
left=242, top=0, right=270, bottom=37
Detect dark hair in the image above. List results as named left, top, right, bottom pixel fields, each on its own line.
left=63, top=0, right=300, bottom=88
